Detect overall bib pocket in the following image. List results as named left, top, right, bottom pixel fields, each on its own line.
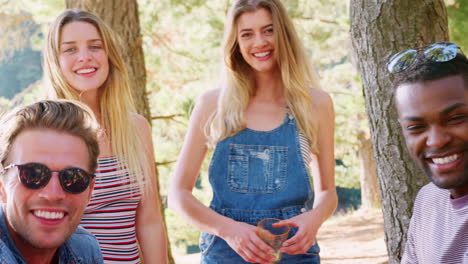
left=228, top=144, right=288, bottom=193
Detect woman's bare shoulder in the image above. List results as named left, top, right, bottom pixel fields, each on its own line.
left=194, top=88, right=220, bottom=116
left=310, top=88, right=333, bottom=111
left=129, top=112, right=151, bottom=130
left=199, top=89, right=220, bottom=106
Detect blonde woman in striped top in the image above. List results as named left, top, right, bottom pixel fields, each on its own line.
left=43, top=9, right=168, bottom=264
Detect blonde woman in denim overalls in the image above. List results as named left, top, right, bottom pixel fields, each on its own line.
left=169, top=0, right=337, bottom=263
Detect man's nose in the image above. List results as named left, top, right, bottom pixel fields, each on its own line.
left=37, top=172, right=66, bottom=201
left=426, top=126, right=451, bottom=149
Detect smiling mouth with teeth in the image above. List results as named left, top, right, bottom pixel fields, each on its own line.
left=76, top=68, right=96, bottom=74
left=33, top=210, right=65, bottom=220
left=253, top=51, right=271, bottom=58
left=431, top=153, right=460, bottom=165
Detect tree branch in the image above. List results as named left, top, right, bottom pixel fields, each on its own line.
left=291, top=15, right=339, bottom=25
left=151, top=34, right=207, bottom=63
left=151, top=114, right=186, bottom=125
left=155, top=160, right=177, bottom=167
left=151, top=114, right=183, bottom=120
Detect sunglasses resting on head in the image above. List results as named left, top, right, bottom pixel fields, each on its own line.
left=3, top=162, right=95, bottom=194
left=386, top=41, right=465, bottom=73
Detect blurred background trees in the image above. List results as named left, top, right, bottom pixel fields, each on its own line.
left=0, top=0, right=466, bottom=260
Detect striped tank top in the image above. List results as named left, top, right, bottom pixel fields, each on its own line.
left=81, top=156, right=142, bottom=264
left=284, top=110, right=312, bottom=166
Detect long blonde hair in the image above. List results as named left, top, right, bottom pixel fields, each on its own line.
left=208, top=0, right=321, bottom=153
left=43, top=9, right=152, bottom=195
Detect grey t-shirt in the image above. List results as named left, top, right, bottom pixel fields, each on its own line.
left=401, top=183, right=468, bottom=264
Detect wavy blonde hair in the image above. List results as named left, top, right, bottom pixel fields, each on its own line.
left=43, top=9, right=152, bottom=195
left=208, top=0, right=321, bottom=153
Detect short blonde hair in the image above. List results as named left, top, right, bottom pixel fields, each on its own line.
left=0, top=99, right=100, bottom=173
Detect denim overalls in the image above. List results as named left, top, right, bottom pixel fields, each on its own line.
left=200, top=113, right=320, bottom=263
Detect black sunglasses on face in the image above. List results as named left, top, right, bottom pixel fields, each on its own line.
left=3, top=162, right=95, bottom=194
left=386, top=41, right=463, bottom=73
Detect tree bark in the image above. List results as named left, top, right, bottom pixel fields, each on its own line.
left=65, top=1, right=174, bottom=263
left=350, top=1, right=448, bottom=263
left=358, top=130, right=380, bottom=209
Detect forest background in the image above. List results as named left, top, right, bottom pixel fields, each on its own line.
left=0, top=0, right=466, bottom=262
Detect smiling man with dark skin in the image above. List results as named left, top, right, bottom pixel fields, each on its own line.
left=387, top=42, right=467, bottom=264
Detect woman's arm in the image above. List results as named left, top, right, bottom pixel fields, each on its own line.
left=168, top=90, right=225, bottom=234
left=168, top=90, right=276, bottom=264
left=278, top=89, right=338, bottom=255
left=133, top=114, right=168, bottom=264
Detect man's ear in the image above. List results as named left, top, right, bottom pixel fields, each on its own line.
left=86, top=179, right=95, bottom=201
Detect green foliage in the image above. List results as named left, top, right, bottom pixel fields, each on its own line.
left=0, top=96, right=12, bottom=115
left=0, top=0, right=64, bottom=60
left=1, top=0, right=65, bottom=23
left=181, top=98, right=195, bottom=118
left=0, top=0, right=62, bottom=102
left=165, top=209, right=201, bottom=254
left=336, top=186, right=361, bottom=212
left=0, top=48, right=42, bottom=99
left=446, top=0, right=468, bottom=51
left=0, top=13, right=32, bottom=62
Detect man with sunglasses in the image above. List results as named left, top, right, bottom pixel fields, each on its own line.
left=387, top=42, right=468, bottom=264
left=0, top=100, right=103, bottom=263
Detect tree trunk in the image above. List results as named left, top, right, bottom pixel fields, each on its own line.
left=350, top=1, right=448, bottom=263
left=358, top=130, right=380, bottom=209
left=64, top=1, right=174, bottom=263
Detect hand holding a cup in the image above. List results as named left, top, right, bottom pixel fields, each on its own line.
left=273, top=211, right=320, bottom=255
left=257, top=218, right=291, bottom=263
left=222, top=220, right=278, bottom=264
